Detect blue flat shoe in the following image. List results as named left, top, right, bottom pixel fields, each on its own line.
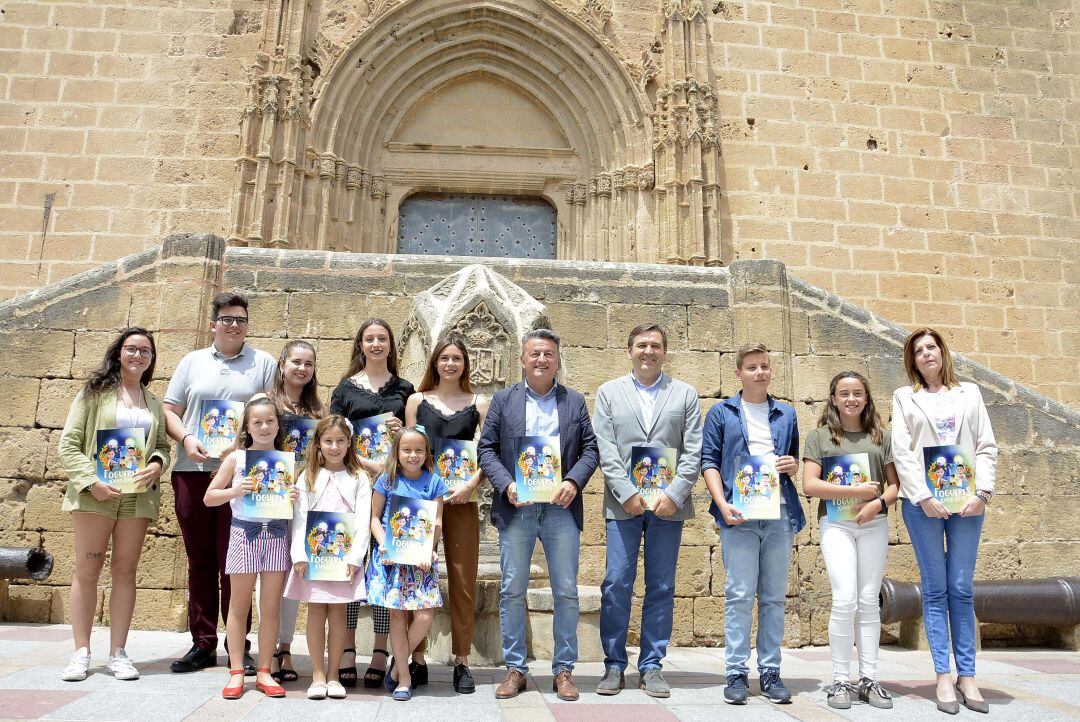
left=384, top=659, right=396, bottom=693
left=392, top=687, right=412, bottom=701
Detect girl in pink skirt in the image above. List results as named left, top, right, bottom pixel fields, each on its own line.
left=204, top=394, right=296, bottom=700
left=285, top=415, right=372, bottom=700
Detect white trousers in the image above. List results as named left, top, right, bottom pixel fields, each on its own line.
left=819, top=514, right=889, bottom=682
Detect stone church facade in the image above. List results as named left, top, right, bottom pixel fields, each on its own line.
left=0, top=0, right=1076, bottom=405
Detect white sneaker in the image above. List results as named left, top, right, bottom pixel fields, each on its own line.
left=106, top=647, right=139, bottom=680
left=326, top=680, right=347, bottom=699
left=62, top=647, right=91, bottom=681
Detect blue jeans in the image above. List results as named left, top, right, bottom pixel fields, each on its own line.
left=719, top=518, right=793, bottom=677
left=902, top=500, right=984, bottom=677
left=599, top=512, right=684, bottom=672
left=498, top=504, right=580, bottom=674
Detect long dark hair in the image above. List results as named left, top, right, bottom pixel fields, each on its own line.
left=416, top=335, right=472, bottom=393
left=82, top=327, right=157, bottom=398
left=341, top=318, right=399, bottom=381
left=228, top=394, right=285, bottom=453
left=270, top=340, right=325, bottom=418
left=817, top=371, right=884, bottom=445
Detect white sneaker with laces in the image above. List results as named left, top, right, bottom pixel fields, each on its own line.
left=62, top=647, right=91, bottom=681
left=106, top=647, right=139, bottom=680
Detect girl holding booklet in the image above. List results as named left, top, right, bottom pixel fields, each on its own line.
left=329, top=318, right=415, bottom=687
left=285, top=415, right=371, bottom=700
left=801, top=371, right=899, bottom=710
left=59, top=328, right=171, bottom=682
left=366, top=426, right=446, bottom=701
left=203, top=395, right=296, bottom=700
left=268, top=340, right=326, bottom=684
left=891, top=328, right=997, bottom=715
left=404, top=335, right=489, bottom=694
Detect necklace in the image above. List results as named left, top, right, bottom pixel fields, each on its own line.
left=119, top=384, right=145, bottom=409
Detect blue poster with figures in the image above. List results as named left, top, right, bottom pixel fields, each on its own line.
left=385, top=495, right=437, bottom=566
left=196, top=399, right=244, bottom=459
left=821, top=453, right=873, bottom=522
left=95, top=428, right=146, bottom=493
left=434, top=437, right=480, bottom=502
left=630, top=445, right=677, bottom=510
left=514, top=435, right=561, bottom=503
left=731, top=454, right=781, bottom=520
left=923, top=444, right=975, bottom=514
left=304, top=511, right=355, bottom=581
left=240, top=450, right=296, bottom=520
left=353, top=412, right=394, bottom=464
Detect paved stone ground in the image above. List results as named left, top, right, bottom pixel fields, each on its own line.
left=1, top=623, right=1078, bottom=721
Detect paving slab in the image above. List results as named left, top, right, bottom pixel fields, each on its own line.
left=0, top=623, right=1077, bottom=721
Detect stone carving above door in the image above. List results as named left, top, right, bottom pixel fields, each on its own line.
left=397, top=264, right=545, bottom=395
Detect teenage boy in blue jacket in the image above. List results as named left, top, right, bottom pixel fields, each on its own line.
left=701, top=343, right=805, bottom=705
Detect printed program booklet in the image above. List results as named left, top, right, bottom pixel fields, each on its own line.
left=196, top=399, right=244, bottom=459
left=283, top=417, right=319, bottom=467
left=630, top=445, right=677, bottom=510
left=303, top=510, right=355, bottom=582
left=514, top=435, right=561, bottom=503
left=240, top=450, right=296, bottom=520
left=732, top=454, right=781, bottom=520
left=435, top=437, right=480, bottom=502
left=95, top=428, right=146, bottom=493
left=821, top=452, right=873, bottom=522
left=923, top=444, right=975, bottom=514
left=385, top=495, right=437, bottom=565
left=353, top=412, right=394, bottom=464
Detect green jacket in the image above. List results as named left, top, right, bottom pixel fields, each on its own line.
left=59, top=386, right=171, bottom=519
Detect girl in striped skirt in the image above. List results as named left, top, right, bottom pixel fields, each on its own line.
left=204, top=394, right=296, bottom=700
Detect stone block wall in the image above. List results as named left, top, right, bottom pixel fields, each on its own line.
left=0, top=0, right=1077, bottom=407
left=3, top=234, right=1077, bottom=648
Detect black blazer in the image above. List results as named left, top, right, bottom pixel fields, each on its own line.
left=478, top=381, right=599, bottom=531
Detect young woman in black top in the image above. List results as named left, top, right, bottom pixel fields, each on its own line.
left=405, top=335, right=489, bottom=693
left=267, top=340, right=325, bottom=684
left=329, top=319, right=414, bottom=688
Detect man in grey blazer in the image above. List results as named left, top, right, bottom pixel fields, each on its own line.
left=592, top=323, right=702, bottom=697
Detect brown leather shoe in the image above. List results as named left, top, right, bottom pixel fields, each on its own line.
left=495, top=669, right=528, bottom=699
left=552, top=670, right=579, bottom=701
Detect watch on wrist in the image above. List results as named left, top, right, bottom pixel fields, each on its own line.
left=975, top=490, right=991, bottom=504
left=878, top=496, right=888, bottom=514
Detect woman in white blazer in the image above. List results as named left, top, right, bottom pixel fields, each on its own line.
left=891, top=328, right=997, bottom=715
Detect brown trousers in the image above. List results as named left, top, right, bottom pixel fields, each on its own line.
left=442, top=501, right=480, bottom=657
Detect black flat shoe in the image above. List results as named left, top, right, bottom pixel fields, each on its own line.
left=170, top=644, right=216, bottom=673
left=242, top=651, right=256, bottom=676
left=409, top=660, right=428, bottom=688
left=453, top=663, right=475, bottom=694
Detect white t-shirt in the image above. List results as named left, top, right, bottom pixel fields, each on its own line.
left=917, top=387, right=963, bottom=445
left=741, top=399, right=784, bottom=504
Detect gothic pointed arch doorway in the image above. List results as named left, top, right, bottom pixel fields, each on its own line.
left=227, top=0, right=730, bottom=265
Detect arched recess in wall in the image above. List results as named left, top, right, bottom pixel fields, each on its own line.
left=228, top=0, right=728, bottom=265
left=308, top=0, right=652, bottom=261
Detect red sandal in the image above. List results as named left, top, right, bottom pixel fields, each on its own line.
left=255, top=667, right=286, bottom=697
left=222, top=669, right=246, bottom=700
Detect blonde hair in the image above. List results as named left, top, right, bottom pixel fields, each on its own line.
left=735, top=342, right=769, bottom=369
left=902, top=327, right=959, bottom=391
left=303, top=415, right=362, bottom=488
left=382, top=426, right=434, bottom=490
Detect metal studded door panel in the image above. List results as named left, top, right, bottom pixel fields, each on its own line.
left=397, top=193, right=556, bottom=259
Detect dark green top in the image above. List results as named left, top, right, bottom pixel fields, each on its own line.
left=803, top=426, right=893, bottom=518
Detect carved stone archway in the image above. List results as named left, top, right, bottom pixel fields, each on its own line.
left=228, top=0, right=730, bottom=265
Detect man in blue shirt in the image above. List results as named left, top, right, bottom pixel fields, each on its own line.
left=478, top=329, right=599, bottom=702
left=701, top=343, right=804, bottom=705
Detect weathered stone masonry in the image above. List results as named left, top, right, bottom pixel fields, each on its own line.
left=1, top=234, right=1076, bottom=648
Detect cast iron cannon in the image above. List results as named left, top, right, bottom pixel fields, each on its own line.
left=0, top=546, right=53, bottom=581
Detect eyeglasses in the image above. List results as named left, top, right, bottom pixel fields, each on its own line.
left=121, top=346, right=154, bottom=359
left=215, top=316, right=249, bottom=327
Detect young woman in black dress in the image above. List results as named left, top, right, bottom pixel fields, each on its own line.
left=405, top=335, right=489, bottom=694
left=329, top=319, right=414, bottom=688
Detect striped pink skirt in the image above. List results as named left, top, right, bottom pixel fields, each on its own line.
left=224, top=522, right=291, bottom=574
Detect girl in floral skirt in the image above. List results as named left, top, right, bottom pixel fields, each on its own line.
left=366, top=426, right=446, bottom=701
